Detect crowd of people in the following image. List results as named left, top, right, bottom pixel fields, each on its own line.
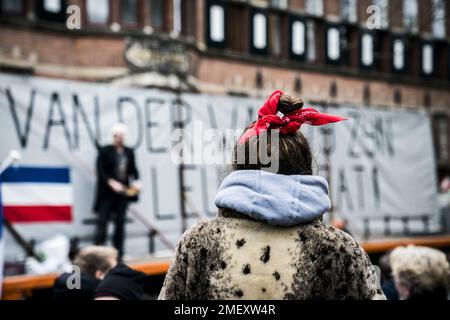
left=55, top=244, right=449, bottom=300
left=56, top=91, right=449, bottom=301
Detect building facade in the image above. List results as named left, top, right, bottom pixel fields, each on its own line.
left=0, top=0, right=449, bottom=180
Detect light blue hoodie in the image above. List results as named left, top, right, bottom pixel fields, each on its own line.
left=215, top=170, right=331, bottom=227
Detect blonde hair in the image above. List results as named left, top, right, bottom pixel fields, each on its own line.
left=73, top=246, right=118, bottom=277
left=390, top=245, right=450, bottom=296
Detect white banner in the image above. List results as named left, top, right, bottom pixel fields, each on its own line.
left=0, top=73, right=440, bottom=260
left=309, top=107, right=440, bottom=235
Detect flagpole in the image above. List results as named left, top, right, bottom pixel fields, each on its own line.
left=0, top=150, right=22, bottom=175
left=1, top=150, right=22, bottom=299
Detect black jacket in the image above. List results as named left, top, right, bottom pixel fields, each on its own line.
left=53, top=272, right=100, bottom=301
left=94, top=263, right=148, bottom=300
left=93, top=145, right=139, bottom=212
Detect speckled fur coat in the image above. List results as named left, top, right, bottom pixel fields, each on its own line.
left=159, top=210, right=385, bottom=300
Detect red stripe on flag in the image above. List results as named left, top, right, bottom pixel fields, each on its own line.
left=3, top=206, right=72, bottom=223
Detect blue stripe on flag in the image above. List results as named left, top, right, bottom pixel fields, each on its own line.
left=1, top=166, right=70, bottom=184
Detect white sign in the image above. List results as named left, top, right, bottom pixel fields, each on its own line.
left=0, top=74, right=439, bottom=260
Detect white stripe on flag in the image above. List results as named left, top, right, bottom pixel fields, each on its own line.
left=1, top=183, right=73, bottom=206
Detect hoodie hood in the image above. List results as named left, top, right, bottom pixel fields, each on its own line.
left=215, top=170, right=331, bottom=227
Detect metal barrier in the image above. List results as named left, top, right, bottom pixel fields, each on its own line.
left=362, top=215, right=436, bottom=240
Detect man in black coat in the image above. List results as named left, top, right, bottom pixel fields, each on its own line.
left=53, top=246, right=118, bottom=301
left=93, top=124, right=140, bottom=258
left=94, top=263, right=148, bottom=300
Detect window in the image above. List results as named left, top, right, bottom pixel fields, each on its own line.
left=205, top=0, right=229, bottom=51
left=269, top=15, right=281, bottom=56
left=393, top=39, right=405, bottom=70
left=306, top=20, right=316, bottom=61
left=326, top=26, right=341, bottom=63
left=87, top=0, right=109, bottom=25
left=432, top=0, right=446, bottom=39
left=36, top=0, right=65, bottom=22
left=122, top=0, right=139, bottom=26
left=251, top=11, right=268, bottom=53
left=271, top=0, right=288, bottom=10
left=422, top=43, right=434, bottom=76
left=305, top=0, right=323, bottom=16
left=291, top=19, right=306, bottom=58
left=44, top=0, right=61, bottom=13
left=361, top=33, right=375, bottom=67
left=150, top=0, right=165, bottom=30
left=253, top=13, right=267, bottom=49
left=403, top=0, right=418, bottom=33
left=392, top=38, right=406, bottom=72
left=173, top=0, right=181, bottom=34
left=210, top=5, right=225, bottom=42
left=373, top=0, right=389, bottom=29
left=433, top=115, right=449, bottom=164
left=1, top=0, right=24, bottom=15
left=341, top=0, right=357, bottom=23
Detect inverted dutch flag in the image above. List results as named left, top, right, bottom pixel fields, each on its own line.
left=0, top=166, right=73, bottom=223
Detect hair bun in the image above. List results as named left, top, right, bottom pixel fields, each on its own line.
left=277, top=95, right=304, bottom=115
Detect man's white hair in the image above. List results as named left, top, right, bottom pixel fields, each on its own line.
left=109, top=123, right=128, bottom=143
left=390, top=245, right=450, bottom=292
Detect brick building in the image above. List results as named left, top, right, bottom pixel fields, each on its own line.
left=0, top=0, right=449, bottom=180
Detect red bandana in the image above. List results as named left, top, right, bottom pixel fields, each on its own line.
left=239, top=90, right=347, bottom=144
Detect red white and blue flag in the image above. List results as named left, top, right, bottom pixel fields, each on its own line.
left=0, top=166, right=73, bottom=223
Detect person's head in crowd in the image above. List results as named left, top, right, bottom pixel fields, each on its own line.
left=94, top=263, right=148, bottom=300
left=441, top=176, right=450, bottom=193
left=390, top=245, right=450, bottom=300
left=110, top=123, right=127, bottom=148
left=74, top=245, right=118, bottom=280
left=53, top=246, right=118, bottom=301
left=379, top=251, right=393, bottom=284
left=378, top=251, right=399, bottom=300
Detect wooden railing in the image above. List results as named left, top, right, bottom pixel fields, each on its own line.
left=3, top=235, right=450, bottom=300
left=361, top=235, right=450, bottom=254
left=1, top=259, right=171, bottom=300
